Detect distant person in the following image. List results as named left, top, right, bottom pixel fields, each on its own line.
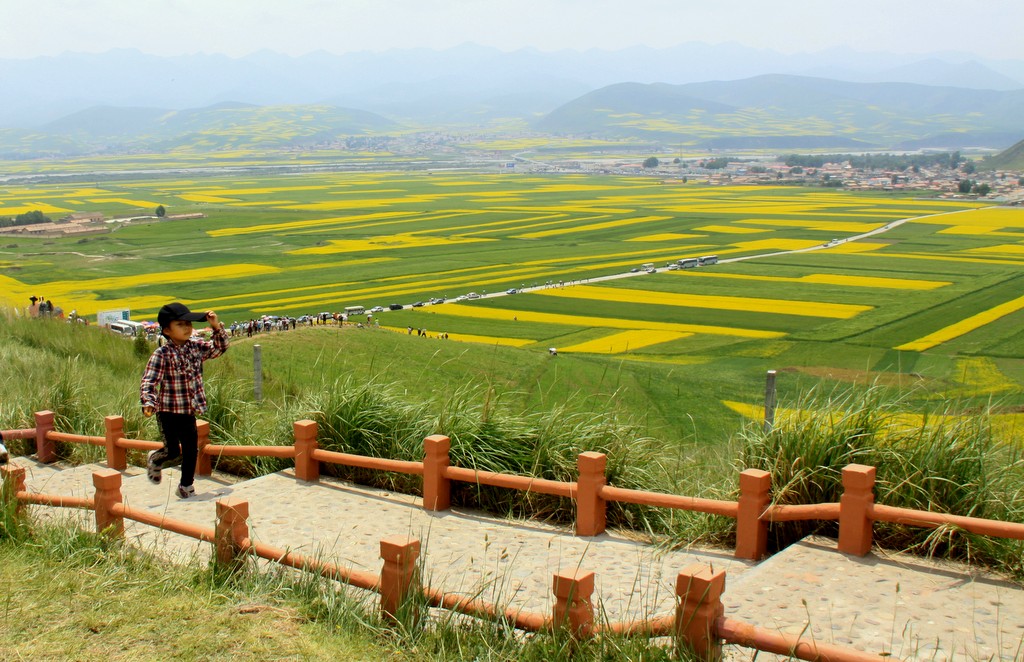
left=140, top=302, right=228, bottom=499
left=28, top=296, right=40, bottom=318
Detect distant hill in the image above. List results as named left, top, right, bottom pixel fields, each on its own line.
left=984, top=138, right=1024, bottom=170
left=1, top=103, right=398, bottom=156
left=536, top=75, right=1024, bottom=150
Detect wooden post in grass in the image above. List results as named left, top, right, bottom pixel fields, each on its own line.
left=735, top=469, right=771, bottom=560
left=215, top=498, right=250, bottom=570
left=196, top=419, right=212, bottom=476
left=93, top=468, right=124, bottom=539
left=253, top=344, right=263, bottom=403
left=763, top=370, right=777, bottom=434
left=422, top=435, right=451, bottom=511
left=104, top=415, right=127, bottom=471
left=1, top=465, right=26, bottom=514
left=576, top=452, right=607, bottom=536
left=379, top=536, right=421, bottom=622
left=552, top=569, right=595, bottom=639
left=675, top=564, right=726, bottom=660
left=838, top=464, right=876, bottom=556
left=35, top=410, right=56, bottom=464
left=293, top=420, right=319, bottom=482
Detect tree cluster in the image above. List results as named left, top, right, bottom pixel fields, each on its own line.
left=784, top=152, right=964, bottom=171
left=0, top=210, right=52, bottom=228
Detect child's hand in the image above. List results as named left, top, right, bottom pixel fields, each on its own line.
left=205, top=311, right=222, bottom=330
left=143, top=406, right=155, bottom=417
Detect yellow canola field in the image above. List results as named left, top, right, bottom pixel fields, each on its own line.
left=207, top=211, right=411, bottom=237
left=560, top=330, right=691, bottom=354
left=178, top=194, right=239, bottom=203
left=739, top=219, right=885, bottom=233
left=515, top=215, right=669, bottom=239
left=421, top=303, right=785, bottom=339
left=823, top=242, right=887, bottom=253
left=0, top=264, right=280, bottom=317
left=381, top=326, right=533, bottom=347
left=896, top=294, right=1024, bottom=352
left=87, top=198, right=162, bottom=208
left=695, top=225, right=765, bottom=234
left=681, top=271, right=948, bottom=290
left=535, top=284, right=870, bottom=319
left=288, top=234, right=494, bottom=255
left=723, top=400, right=1024, bottom=437
left=626, top=233, right=701, bottom=242
left=955, top=357, right=1020, bottom=395
left=0, top=203, right=72, bottom=215
left=909, top=206, right=1024, bottom=229
left=964, top=244, right=1024, bottom=256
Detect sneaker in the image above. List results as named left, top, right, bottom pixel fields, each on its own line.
left=176, top=484, right=195, bottom=499
left=146, top=450, right=162, bottom=484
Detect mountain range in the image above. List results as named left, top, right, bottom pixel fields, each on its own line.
left=1, top=43, right=1023, bottom=157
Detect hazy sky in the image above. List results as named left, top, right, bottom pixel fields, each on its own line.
left=3, top=0, right=1022, bottom=60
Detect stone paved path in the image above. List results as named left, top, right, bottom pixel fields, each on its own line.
left=10, top=457, right=1024, bottom=660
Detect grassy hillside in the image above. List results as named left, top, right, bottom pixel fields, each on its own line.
left=536, top=75, right=1024, bottom=148
left=985, top=136, right=1024, bottom=170
left=2, top=103, right=400, bottom=156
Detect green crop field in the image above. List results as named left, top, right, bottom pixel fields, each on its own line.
left=3, top=170, right=1023, bottom=442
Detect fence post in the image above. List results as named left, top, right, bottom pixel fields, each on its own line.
left=293, top=420, right=319, bottom=482
left=1, top=465, right=27, bottom=514
left=215, top=498, right=250, bottom=571
left=675, top=564, right=726, bottom=661
left=838, top=464, right=876, bottom=556
left=379, top=535, right=421, bottom=623
left=763, top=369, right=777, bottom=434
left=104, top=415, right=127, bottom=471
left=422, top=435, right=451, bottom=511
left=253, top=344, right=263, bottom=403
left=92, top=468, right=124, bottom=539
left=735, top=468, right=771, bottom=560
left=35, top=410, right=56, bottom=464
left=552, top=569, right=595, bottom=639
left=196, top=419, right=212, bottom=476
left=575, top=452, right=607, bottom=536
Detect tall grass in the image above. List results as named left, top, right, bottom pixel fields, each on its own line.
left=4, top=311, right=1023, bottom=577
left=739, top=383, right=1024, bottom=577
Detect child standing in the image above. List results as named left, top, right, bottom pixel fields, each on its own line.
left=140, top=302, right=228, bottom=498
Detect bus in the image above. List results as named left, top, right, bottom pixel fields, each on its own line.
left=344, top=305, right=365, bottom=316
left=678, top=257, right=699, bottom=269
left=698, top=255, right=719, bottom=266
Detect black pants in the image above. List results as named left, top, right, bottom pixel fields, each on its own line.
left=153, top=412, right=198, bottom=487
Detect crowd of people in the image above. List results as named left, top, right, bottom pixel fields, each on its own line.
left=26, top=295, right=65, bottom=319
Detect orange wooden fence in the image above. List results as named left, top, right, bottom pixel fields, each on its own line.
left=5, top=410, right=1024, bottom=659
left=0, top=463, right=886, bottom=661
left=11, top=410, right=1024, bottom=564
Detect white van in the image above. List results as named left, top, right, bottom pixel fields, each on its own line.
left=107, top=320, right=146, bottom=337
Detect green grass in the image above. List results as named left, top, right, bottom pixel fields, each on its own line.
left=0, top=512, right=682, bottom=661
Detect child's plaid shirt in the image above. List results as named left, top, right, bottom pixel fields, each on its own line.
left=140, top=329, right=228, bottom=415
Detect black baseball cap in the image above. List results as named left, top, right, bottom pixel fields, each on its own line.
left=157, top=302, right=208, bottom=328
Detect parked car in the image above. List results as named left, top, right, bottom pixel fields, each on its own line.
left=412, top=301, right=426, bottom=307
left=370, top=306, right=385, bottom=313
left=388, top=304, right=404, bottom=311
left=506, top=288, right=518, bottom=294
left=466, top=292, right=481, bottom=299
